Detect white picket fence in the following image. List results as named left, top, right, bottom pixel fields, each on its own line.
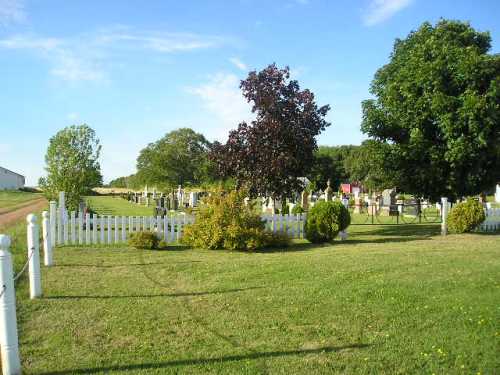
left=50, top=207, right=307, bottom=247
left=478, top=208, right=500, bottom=232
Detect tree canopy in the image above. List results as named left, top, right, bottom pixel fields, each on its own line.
left=39, top=124, right=102, bottom=210
left=362, top=19, right=500, bottom=200
left=307, top=145, right=357, bottom=191
left=136, top=128, right=212, bottom=188
left=210, top=64, right=331, bottom=199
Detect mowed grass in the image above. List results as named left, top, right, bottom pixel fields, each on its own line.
left=85, top=195, right=154, bottom=216
left=0, top=190, right=42, bottom=212
left=7, top=224, right=498, bottom=374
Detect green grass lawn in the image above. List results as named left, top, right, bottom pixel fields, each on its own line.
left=3, top=224, right=497, bottom=374
left=85, top=195, right=155, bottom=216
left=0, top=190, right=42, bottom=212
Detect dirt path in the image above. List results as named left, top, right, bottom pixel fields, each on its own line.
left=0, top=198, right=48, bottom=229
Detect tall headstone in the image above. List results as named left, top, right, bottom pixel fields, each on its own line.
left=324, top=179, right=334, bottom=201
left=380, top=188, right=397, bottom=216
left=189, top=192, right=198, bottom=207
left=177, top=185, right=184, bottom=207
left=354, top=196, right=362, bottom=214
left=300, top=191, right=309, bottom=210
left=496, top=184, right=500, bottom=203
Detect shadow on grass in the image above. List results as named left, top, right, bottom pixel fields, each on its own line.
left=351, top=224, right=440, bottom=237
left=54, top=260, right=201, bottom=268
left=257, top=242, right=329, bottom=253
left=261, top=224, right=441, bottom=252
left=472, top=231, right=500, bottom=236
left=41, top=344, right=370, bottom=374
left=43, top=286, right=264, bottom=300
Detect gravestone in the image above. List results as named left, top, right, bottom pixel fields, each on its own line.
left=496, top=184, right=500, bottom=203
left=189, top=192, right=198, bottom=207
left=380, top=188, right=398, bottom=216
left=324, top=179, right=334, bottom=201
left=177, top=185, right=184, bottom=207
left=354, top=196, right=362, bottom=214
left=300, top=191, right=309, bottom=210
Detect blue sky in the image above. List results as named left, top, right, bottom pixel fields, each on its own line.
left=1, top=0, right=499, bottom=185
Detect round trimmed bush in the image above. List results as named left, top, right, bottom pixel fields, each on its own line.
left=447, top=198, right=485, bottom=234
left=128, top=231, right=159, bottom=249
left=305, top=201, right=350, bottom=243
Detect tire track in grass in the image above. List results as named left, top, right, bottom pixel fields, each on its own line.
left=138, top=249, right=270, bottom=374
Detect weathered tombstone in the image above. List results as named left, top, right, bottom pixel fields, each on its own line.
left=152, top=189, right=157, bottom=200
left=177, top=185, right=184, bottom=207
left=300, top=191, right=309, bottom=210
left=189, top=192, right=198, bottom=207
left=243, top=197, right=250, bottom=207
left=160, top=197, right=165, bottom=208
left=495, top=184, right=500, bottom=203
left=380, top=188, right=398, bottom=216
left=354, top=195, right=362, bottom=214
left=324, top=179, right=334, bottom=201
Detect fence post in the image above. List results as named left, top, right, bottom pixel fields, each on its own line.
left=27, top=214, right=42, bottom=299
left=441, top=197, right=448, bottom=236
left=0, top=235, right=22, bottom=375
left=42, top=211, right=53, bottom=267
left=49, top=200, right=57, bottom=248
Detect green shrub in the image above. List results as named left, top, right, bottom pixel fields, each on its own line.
left=182, top=189, right=289, bottom=251
left=447, top=198, right=485, bottom=233
left=128, top=231, right=159, bottom=249
left=282, top=204, right=290, bottom=215
left=291, top=204, right=305, bottom=214
left=305, top=201, right=351, bottom=243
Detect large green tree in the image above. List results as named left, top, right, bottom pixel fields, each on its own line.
left=343, top=140, right=399, bottom=192
left=362, top=20, right=500, bottom=200
left=39, top=124, right=102, bottom=210
left=136, top=128, right=212, bottom=187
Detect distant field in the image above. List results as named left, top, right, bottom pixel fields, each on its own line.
left=0, top=190, right=43, bottom=213
left=85, top=195, right=155, bottom=216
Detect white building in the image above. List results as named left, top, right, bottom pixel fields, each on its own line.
left=0, top=166, right=25, bottom=190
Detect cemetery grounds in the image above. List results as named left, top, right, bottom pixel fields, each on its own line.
left=0, top=196, right=499, bottom=374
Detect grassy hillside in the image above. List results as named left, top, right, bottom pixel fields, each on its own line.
left=85, top=195, right=155, bottom=216
left=0, top=190, right=43, bottom=213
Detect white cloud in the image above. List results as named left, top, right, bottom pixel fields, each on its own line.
left=0, top=143, right=12, bottom=153
left=67, top=113, right=79, bottom=121
left=363, top=0, right=413, bottom=26
left=50, top=50, right=106, bottom=82
left=0, top=29, right=228, bottom=82
left=188, top=73, right=254, bottom=140
left=0, top=0, right=25, bottom=25
left=229, top=57, right=247, bottom=71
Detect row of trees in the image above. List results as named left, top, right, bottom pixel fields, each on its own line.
left=41, top=19, right=500, bottom=209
